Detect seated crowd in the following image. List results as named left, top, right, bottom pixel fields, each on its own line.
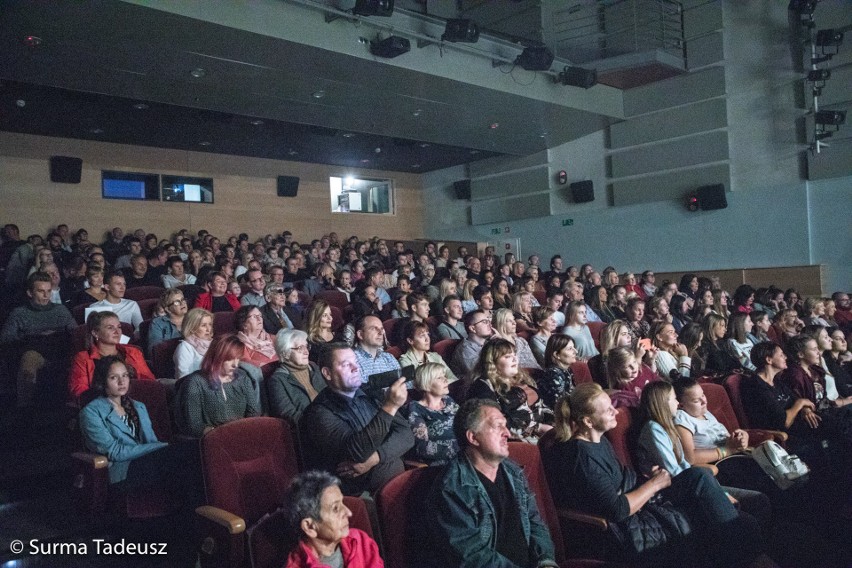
left=1, top=222, right=851, bottom=566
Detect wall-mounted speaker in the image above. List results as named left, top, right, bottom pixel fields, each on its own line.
left=50, top=156, right=82, bottom=184
left=697, top=184, right=727, bottom=210
left=277, top=176, right=300, bottom=197
left=454, top=179, right=471, bottom=200
left=570, top=180, right=594, bottom=203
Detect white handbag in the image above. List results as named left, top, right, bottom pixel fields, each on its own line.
left=751, top=440, right=809, bottom=490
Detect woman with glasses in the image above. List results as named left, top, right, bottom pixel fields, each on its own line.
left=147, top=288, right=187, bottom=357
left=234, top=305, right=279, bottom=367
left=267, top=329, right=325, bottom=424
left=260, top=283, right=295, bottom=335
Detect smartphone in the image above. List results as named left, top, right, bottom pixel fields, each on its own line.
left=638, top=338, right=652, bottom=350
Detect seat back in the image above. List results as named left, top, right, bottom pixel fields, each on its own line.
left=507, top=441, right=567, bottom=563
left=200, top=417, right=300, bottom=527
left=702, top=381, right=741, bottom=433
left=151, top=338, right=181, bottom=379
left=722, top=373, right=752, bottom=429
left=315, top=290, right=349, bottom=309
left=587, top=321, right=606, bottom=350
left=213, top=310, right=236, bottom=337
left=137, top=298, right=160, bottom=321
left=375, top=466, right=441, bottom=568
left=432, top=338, right=460, bottom=361
left=329, top=305, right=345, bottom=332
left=385, top=345, right=403, bottom=360
left=124, top=285, right=164, bottom=302
left=570, top=361, right=594, bottom=385
left=129, top=379, right=173, bottom=442
left=603, top=407, right=635, bottom=469
left=137, top=319, right=152, bottom=355
left=72, top=302, right=92, bottom=324
left=383, top=318, right=403, bottom=344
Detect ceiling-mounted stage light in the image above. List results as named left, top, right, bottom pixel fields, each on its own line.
left=442, top=19, right=479, bottom=43
left=807, top=68, right=830, bottom=95
left=788, top=0, right=818, bottom=27
left=369, top=35, right=410, bottom=58
left=815, top=28, right=843, bottom=50
left=815, top=109, right=846, bottom=127
left=353, top=0, right=393, bottom=17
left=514, top=46, right=554, bottom=71
left=556, top=66, right=597, bottom=88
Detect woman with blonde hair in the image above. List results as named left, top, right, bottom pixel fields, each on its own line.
left=147, top=288, right=187, bottom=356
left=652, top=321, right=692, bottom=381
left=173, top=308, right=214, bottom=379
left=512, top=291, right=536, bottom=333
left=466, top=338, right=552, bottom=440
left=606, top=346, right=659, bottom=408
left=699, top=313, right=739, bottom=375
left=491, top=307, right=541, bottom=369
left=406, top=362, right=460, bottom=465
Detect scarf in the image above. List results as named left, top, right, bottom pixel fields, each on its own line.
left=283, top=359, right=318, bottom=401
left=238, top=330, right=278, bottom=360
left=186, top=334, right=211, bottom=356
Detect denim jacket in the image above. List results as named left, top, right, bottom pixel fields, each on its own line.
left=427, top=453, right=557, bottom=568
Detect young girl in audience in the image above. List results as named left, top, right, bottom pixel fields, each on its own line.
left=636, top=382, right=772, bottom=533
left=588, top=319, right=631, bottom=386
left=802, top=298, right=830, bottom=327
left=670, top=294, right=692, bottom=333
left=560, top=301, right=600, bottom=360
left=678, top=322, right=706, bottom=376
left=466, top=338, right=552, bottom=440
left=647, top=296, right=672, bottom=327
left=624, top=297, right=650, bottom=343
left=825, top=327, right=852, bottom=398
left=699, top=313, right=739, bottom=375
left=406, top=362, right=460, bottom=466
left=711, top=289, right=731, bottom=320
left=586, top=286, right=614, bottom=323
left=491, top=277, right=512, bottom=310
left=651, top=321, right=691, bottom=381
left=749, top=310, right=771, bottom=344
left=726, top=312, right=756, bottom=371
left=492, top=308, right=541, bottom=369
left=537, top=334, right=577, bottom=408
left=606, top=346, right=659, bottom=408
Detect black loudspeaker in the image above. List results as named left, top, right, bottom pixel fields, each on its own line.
left=697, top=184, right=727, bottom=210
left=277, top=176, right=300, bottom=197
left=50, top=156, right=82, bottom=184
left=453, top=180, right=471, bottom=200
left=369, top=36, right=410, bottom=58
left=570, top=180, right=594, bottom=203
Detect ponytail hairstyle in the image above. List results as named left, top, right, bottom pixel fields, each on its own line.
left=91, top=355, right=141, bottom=440
left=553, top=383, right=605, bottom=442
left=638, top=382, right=682, bottom=463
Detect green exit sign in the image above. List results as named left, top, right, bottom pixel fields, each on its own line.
left=491, top=228, right=501, bottom=235
left=562, top=218, right=574, bottom=226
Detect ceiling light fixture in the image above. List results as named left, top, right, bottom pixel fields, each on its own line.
left=23, top=35, right=42, bottom=47
left=412, top=109, right=422, bottom=117
left=132, top=103, right=149, bottom=110
left=199, top=141, right=212, bottom=146
left=442, top=19, right=479, bottom=43
left=89, top=127, right=104, bottom=134
left=342, top=132, right=356, bottom=138
left=514, top=46, right=554, bottom=71
left=190, top=68, right=206, bottom=78
left=249, top=119, right=264, bottom=126
left=312, top=90, right=326, bottom=99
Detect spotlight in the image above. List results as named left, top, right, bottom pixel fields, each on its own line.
left=807, top=68, right=830, bottom=95
left=514, top=46, right=554, bottom=71
left=815, top=28, right=843, bottom=50
left=442, top=19, right=479, bottom=43
left=788, top=0, right=818, bottom=27
left=369, top=35, right=410, bottom=58
left=556, top=66, right=597, bottom=88
left=815, top=110, right=846, bottom=127
left=353, top=0, right=393, bottom=17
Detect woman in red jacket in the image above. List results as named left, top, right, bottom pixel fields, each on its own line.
left=69, top=311, right=155, bottom=400
left=194, top=271, right=240, bottom=313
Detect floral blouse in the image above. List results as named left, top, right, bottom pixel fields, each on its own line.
left=407, top=396, right=460, bottom=466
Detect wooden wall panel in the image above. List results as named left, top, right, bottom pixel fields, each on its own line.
left=0, top=132, right=424, bottom=243
left=653, top=265, right=824, bottom=297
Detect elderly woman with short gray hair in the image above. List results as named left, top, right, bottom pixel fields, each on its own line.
left=267, top=328, right=326, bottom=424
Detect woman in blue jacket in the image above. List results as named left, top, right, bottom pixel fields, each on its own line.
left=79, top=355, right=170, bottom=486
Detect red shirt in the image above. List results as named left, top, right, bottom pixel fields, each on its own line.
left=68, top=344, right=156, bottom=400
left=195, top=292, right=240, bottom=312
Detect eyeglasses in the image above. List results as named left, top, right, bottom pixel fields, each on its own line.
left=472, top=319, right=491, bottom=327
left=292, top=344, right=309, bottom=352
left=271, top=288, right=286, bottom=294
left=169, top=298, right=187, bottom=307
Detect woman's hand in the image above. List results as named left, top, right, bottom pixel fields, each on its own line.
left=800, top=406, right=821, bottom=429
left=647, top=466, right=672, bottom=492
left=728, top=429, right=748, bottom=452
left=673, top=343, right=688, bottom=357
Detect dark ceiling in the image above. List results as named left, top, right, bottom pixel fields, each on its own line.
left=0, top=0, right=617, bottom=174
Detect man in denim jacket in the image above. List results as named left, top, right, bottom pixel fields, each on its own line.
left=426, top=398, right=558, bottom=568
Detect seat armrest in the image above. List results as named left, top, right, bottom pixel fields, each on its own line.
left=556, top=507, right=609, bottom=531
left=196, top=505, right=246, bottom=535
left=745, top=429, right=788, bottom=446
left=403, top=459, right=428, bottom=470
left=71, top=452, right=109, bottom=469
left=695, top=463, right=719, bottom=476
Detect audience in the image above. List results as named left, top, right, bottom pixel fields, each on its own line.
left=492, top=307, right=541, bottom=370
left=537, top=334, right=577, bottom=408
left=267, top=329, right=325, bottom=424
left=173, top=308, right=214, bottom=380
left=406, top=362, right=460, bottom=465
left=88, top=270, right=143, bottom=332
left=259, top=283, right=295, bottom=335
left=352, top=315, right=400, bottom=384
left=449, top=309, right=493, bottom=377
left=146, top=288, right=186, bottom=356
left=234, top=305, right=279, bottom=367
left=398, top=320, right=458, bottom=383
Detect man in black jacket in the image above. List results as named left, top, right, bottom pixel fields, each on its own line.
left=299, top=344, right=413, bottom=495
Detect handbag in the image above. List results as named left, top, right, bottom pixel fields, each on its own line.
left=751, top=440, right=809, bottom=489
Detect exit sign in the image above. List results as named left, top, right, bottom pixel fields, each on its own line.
left=562, top=218, right=574, bottom=226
